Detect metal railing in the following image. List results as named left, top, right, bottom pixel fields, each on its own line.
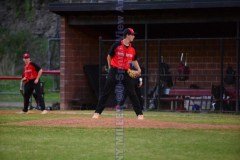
left=0, top=71, right=60, bottom=108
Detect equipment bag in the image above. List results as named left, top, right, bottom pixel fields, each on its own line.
left=177, top=53, right=190, bottom=81
left=159, top=56, right=173, bottom=87
left=224, top=65, right=236, bottom=85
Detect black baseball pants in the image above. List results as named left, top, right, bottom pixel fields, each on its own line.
left=23, top=80, right=45, bottom=112
left=95, top=68, right=143, bottom=116
left=120, top=79, right=144, bottom=111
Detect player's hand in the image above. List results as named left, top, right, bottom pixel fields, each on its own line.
left=136, top=70, right=141, bottom=77
left=22, top=77, right=28, bottom=84
left=34, top=78, right=39, bottom=84
left=133, top=70, right=141, bottom=78
left=127, top=69, right=137, bottom=78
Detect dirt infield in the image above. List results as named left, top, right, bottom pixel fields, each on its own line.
left=8, top=117, right=240, bottom=130
left=1, top=110, right=240, bottom=130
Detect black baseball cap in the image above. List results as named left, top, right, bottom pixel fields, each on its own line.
left=123, top=28, right=136, bottom=36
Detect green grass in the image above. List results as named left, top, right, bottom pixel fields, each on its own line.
left=125, top=129, right=240, bottom=160
left=143, top=111, right=240, bottom=125
left=99, top=111, right=240, bottom=125
left=0, top=126, right=115, bottom=160
left=0, top=112, right=76, bottom=124
left=0, top=92, right=59, bottom=102
left=0, top=75, right=59, bottom=103
left=0, top=111, right=240, bottom=160
left=0, top=92, right=59, bottom=103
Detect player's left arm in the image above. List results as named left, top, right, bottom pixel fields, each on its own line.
left=132, top=60, right=141, bottom=76
left=32, top=62, right=42, bottom=84
left=131, top=46, right=141, bottom=75
left=35, top=69, right=43, bottom=84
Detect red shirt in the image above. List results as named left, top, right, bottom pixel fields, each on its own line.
left=23, top=62, right=41, bottom=80
left=109, top=40, right=137, bottom=70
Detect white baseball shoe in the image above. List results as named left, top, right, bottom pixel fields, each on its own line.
left=137, top=115, right=144, bottom=120
left=41, top=110, right=48, bottom=114
left=17, top=111, right=28, bottom=114
left=92, top=113, right=100, bottom=119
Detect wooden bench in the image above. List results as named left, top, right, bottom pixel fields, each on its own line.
left=159, top=88, right=212, bottom=111
left=160, top=88, right=237, bottom=111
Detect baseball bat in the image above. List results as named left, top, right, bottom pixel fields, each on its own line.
left=20, top=80, right=24, bottom=97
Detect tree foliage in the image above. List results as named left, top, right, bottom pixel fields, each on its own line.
left=0, top=28, right=48, bottom=75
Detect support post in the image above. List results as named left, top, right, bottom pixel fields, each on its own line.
left=98, top=36, right=103, bottom=98
left=144, top=23, right=149, bottom=111
left=236, top=22, right=240, bottom=113
left=220, top=39, right=224, bottom=112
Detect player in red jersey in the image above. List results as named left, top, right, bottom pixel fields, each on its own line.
left=92, top=28, right=144, bottom=120
left=19, top=52, right=47, bottom=114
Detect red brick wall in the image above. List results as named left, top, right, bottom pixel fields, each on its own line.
left=135, top=39, right=237, bottom=89
left=60, top=17, right=100, bottom=109
left=60, top=18, right=237, bottom=109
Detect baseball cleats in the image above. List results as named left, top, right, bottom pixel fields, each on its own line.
left=92, top=113, right=100, bottom=119
left=17, top=111, right=28, bottom=114
left=137, top=115, right=144, bottom=120
left=41, top=110, right=48, bottom=114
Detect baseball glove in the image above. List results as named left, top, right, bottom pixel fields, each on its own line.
left=127, top=69, right=137, bottom=78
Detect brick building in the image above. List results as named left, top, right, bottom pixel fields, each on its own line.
left=49, top=1, right=240, bottom=110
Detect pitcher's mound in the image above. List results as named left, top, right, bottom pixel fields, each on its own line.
left=13, top=117, right=240, bottom=130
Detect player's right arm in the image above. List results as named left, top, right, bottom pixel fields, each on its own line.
left=107, top=41, right=120, bottom=69
left=107, top=55, right=112, bottom=69
left=21, top=70, right=27, bottom=82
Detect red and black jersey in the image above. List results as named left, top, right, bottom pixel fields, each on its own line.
left=108, top=40, right=137, bottom=70
left=23, top=62, right=41, bottom=80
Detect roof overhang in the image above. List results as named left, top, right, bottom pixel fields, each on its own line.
left=49, top=1, right=240, bottom=15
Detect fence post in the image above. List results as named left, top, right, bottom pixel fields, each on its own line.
left=157, top=40, right=161, bottom=110
left=98, top=36, right=103, bottom=98
left=236, top=22, right=240, bottom=113
left=144, top=23, right=149, bottom=111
